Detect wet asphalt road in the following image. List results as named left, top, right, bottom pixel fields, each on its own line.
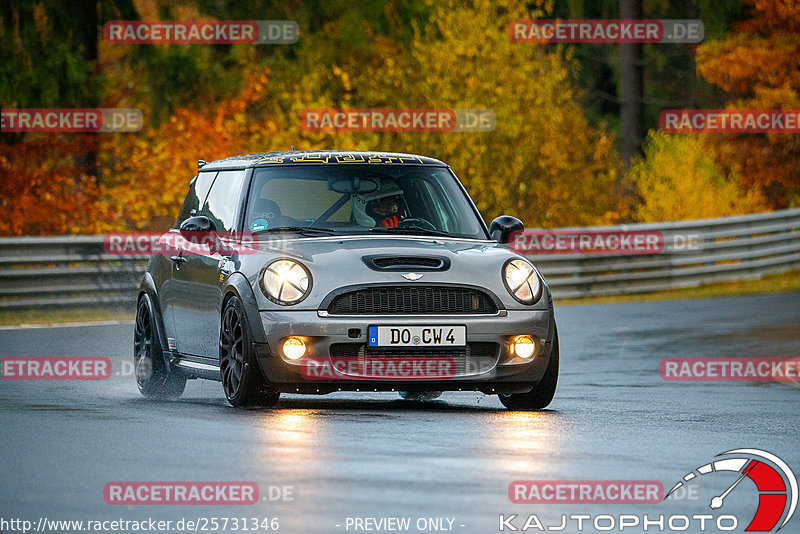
left=1, top=292, right=799, bottom=534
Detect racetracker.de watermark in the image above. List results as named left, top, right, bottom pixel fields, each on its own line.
left=660, top=357, right=800, bottom=381
left=102, top=232, right=298, bottom=256
left=509, top=230, right=707, bottom=255
left=301, top=108, right=495, bottom=132
left=103, top=20, right=298, bottom=44
left=1, top=108, right=143, bottom=133
left=301, top=357, right=460, bottom=380
left=509, top=19, right=703, bottom=44
left=1, top=357, right=112, bottom=380
left=510, top=230, right=663, bottom=254
left=509, top=481, right=663, bottom=504
left=660, top=109, right=800, bottom=133
left=104, top=482, right=259, bottom=505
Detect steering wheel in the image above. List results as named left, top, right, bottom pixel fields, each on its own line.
left=398, top=217, right=436, bottom=231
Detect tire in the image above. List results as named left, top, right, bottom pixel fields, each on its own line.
left=134, top=296, right=186, bottom=400
left=498, top=327, right=559, bottom=411
left=219, top=296, right=279, bottom=408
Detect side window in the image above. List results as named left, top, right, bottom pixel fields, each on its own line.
left=174, top=171, right=217, bottom=227
left=199, top=170, right=246, bottom=232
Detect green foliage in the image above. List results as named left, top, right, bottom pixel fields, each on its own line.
left=549, top=0, right=745, bottom=136
left=0, top=3, right=101, bottom=108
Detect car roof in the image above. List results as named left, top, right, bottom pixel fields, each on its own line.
left=200, top=150, right=447, bottom=171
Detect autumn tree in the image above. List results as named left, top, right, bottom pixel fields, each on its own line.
left=628, top=131, right=766, bottom=222
left=89, top=0, right=626, bottom=232
left=0, top=136, right=100, bottom=235
left=8, top=0, right=781, bottom=235
left=696, top=0, right=800, bottom=207
left=301, top=0, right=624, bottom=228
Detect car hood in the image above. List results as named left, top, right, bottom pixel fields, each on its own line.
left=237, top=235, right=548, bottom=311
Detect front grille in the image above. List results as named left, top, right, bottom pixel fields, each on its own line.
left=329, top=342, right=498, bottom=377
left=326, top=286, right=498, bottom=315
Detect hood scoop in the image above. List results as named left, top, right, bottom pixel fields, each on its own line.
left=362, top=255, right=450, bottom=272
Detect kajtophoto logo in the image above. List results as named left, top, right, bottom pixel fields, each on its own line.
left=665, top=449, right=797, bottom=532
left=500, top=449, right=796, bottom=532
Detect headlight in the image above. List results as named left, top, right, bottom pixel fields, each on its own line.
left=261, top=259, right=312, bottom=305
left=503, top=259, right=542, bottom=304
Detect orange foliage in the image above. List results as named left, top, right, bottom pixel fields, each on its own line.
left=0, top=136, right=101, bottom=235
left=696, top=0, right=800, bottom=207
left=97, top=74, right=271, bottom=232
left=2, top=0, right=628, bottom=235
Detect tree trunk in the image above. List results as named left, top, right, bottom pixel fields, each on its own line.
left=70, top=0, right=99, bottom=180
left=619, top=0, right=644, bottom=165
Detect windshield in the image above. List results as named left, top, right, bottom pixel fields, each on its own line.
left=244, top=165, right=487, bottom=239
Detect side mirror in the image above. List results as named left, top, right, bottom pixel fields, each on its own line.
left=490, top=215, right=524, bottom=244
left=179, top=216, right=225, bottom=255
left=179, top=215, right=216, bottom=235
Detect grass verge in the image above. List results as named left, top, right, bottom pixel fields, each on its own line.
left=0, top=308, right=134, bottom=327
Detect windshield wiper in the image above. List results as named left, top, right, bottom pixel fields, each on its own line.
left=253, top=226, right=339, bottom=236
left=368, top=226, right=455, bottom=238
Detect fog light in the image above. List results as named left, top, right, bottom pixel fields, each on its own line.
left=512, top=336, right=535, bottom=359
left=282, top=337, right=306, bottom=360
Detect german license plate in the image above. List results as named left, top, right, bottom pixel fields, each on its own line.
left=367, top=326, right=466, bottom=347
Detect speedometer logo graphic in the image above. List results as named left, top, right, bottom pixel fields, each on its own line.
left=665, top=449, right=798, bottom=531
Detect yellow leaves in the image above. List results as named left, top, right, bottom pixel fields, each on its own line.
left=628, top=131, right=767, bottom=223
left=369, top=0, right=622, bottom=227
left=0, top=0, right=701, bottom=235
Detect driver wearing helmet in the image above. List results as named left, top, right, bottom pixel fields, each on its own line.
left=352, top=181, right=407, bottom=228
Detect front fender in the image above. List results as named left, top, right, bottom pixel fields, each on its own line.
left=137, top=273, right=172, bottom=370
left=222, top=272, right=268, bottom=345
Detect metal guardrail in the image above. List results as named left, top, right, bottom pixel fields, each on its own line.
left=528, top=208, right=800, bottom=298
left=0, top=209, right=798, bottom=309
left=0, top=236, right=146, bottom=309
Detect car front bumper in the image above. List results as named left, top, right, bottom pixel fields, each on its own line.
left=254, top=309, right=555, bottom=394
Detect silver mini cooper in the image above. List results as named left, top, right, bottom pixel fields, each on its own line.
left=135, top=151, right=559, bottom=409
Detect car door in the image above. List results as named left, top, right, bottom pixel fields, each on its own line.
left=171, top=169, right=247, bottom=357
left=159, top=171, right=217, bottom=350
